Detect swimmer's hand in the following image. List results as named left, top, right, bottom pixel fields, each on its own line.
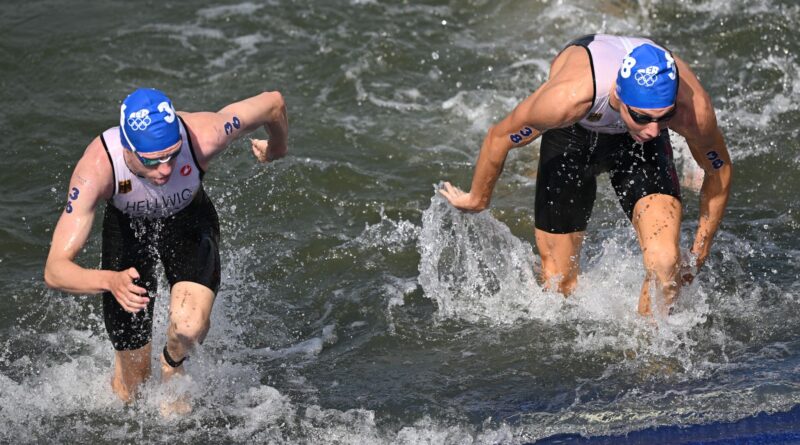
left=439, top=182, right=486, bottom=212
left=251, top=138, right=286, bottom=163
left=109, top=267, right=150, bottom=313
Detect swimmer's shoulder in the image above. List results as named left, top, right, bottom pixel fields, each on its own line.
left=671, top=56, right=719, bottom=138
left=541, top=46, right=594, bottom=115
left=71, top=136, right=115, bottom=202
left=549, top=45, right=592, bottom=81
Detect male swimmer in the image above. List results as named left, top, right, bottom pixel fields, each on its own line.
left=45, top=88, right=288, bottom=412
left=441, top=34, right=731, bottom=315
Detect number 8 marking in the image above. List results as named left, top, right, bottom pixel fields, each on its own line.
left=620, top=56, right=637, bottom=78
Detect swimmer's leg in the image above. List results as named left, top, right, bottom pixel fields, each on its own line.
left=111, top=343, right=152, bottom=403
left=632, top=194, right=682, bottom=316
left=158, top=195, right=220, bottom=386
left=161, top=281, right=215, bottom=379
left=534, top=229, right=585, bottom=295
left=159, top=281, right=215, bottom=415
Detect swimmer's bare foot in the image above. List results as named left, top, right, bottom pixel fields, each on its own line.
left=158, top=367, right=193, bottom=417
left=111, top=375, right=135, bottom=403
left=159, top=347, right=192, bottom=417
left=110, top=345, right=151, bottom=403
left=159, top=393, right=192, bottom=417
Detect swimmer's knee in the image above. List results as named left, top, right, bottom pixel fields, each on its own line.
left=171, top=317, right=211, bottom=346
left=643, top=248, right=680, bottom=281
left=168, top=281, right=215, bottom=347
left=165, top=320, right=209, bottom=368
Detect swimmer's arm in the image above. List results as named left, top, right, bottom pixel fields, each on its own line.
left=441, top=80, right=591, bottom=211
left=44, top=195, right=107, bottom=294
left=179, top=91, right=288, bottom=169
left=44, top=138, right=113, bottom=293
left=44, top=140, right=121, bottom=295
left=679, top=100, right=733, bottom=271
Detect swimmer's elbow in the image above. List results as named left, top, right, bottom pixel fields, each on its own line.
left=43, top=263, right=58, bottom=290
left=260, top=91, right=286, bottom=119
left=261, top=90, right=284, bottom=103
left=43, top=258, right=66, bottom=290
left=485, top=126, right=514, bottom=154
left=704, top=159, right=732, bottom=183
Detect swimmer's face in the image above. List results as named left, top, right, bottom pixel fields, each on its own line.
left=621, top=103, right=676, bottom=143
left=124, top=141, right=182, bottom=186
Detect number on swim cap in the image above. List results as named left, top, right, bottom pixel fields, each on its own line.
left=158, top=101, right=176, bottom=123
left=620, top=56, right=637, bottom=78
left=664, top=51, right=676, bottom=80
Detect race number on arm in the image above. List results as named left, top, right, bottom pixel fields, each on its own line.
left=44, top=138, right=151, bottom=312
left=179, top=91, right=288, bottom=170
left=441, top=46, right=595, bottom=211
left=670, top=56, right=733, bottom=270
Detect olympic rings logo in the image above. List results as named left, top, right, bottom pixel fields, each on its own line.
left=127, top=109, right=152, bottom=131
left=634, top=66, right=659, bottom=87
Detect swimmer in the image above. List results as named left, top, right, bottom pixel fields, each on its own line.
left=44, top=88, right=288, bottom=411
left=440, top=34, right=732, bottom=316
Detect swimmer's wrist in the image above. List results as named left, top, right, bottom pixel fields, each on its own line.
left=471, top=194, right=489, bottom=211
left=99, top=270, right=117, bottom=293
left=268, top=143, right=287, bottom=161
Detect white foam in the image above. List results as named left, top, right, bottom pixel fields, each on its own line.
left=441, top=90, right=520, bottom=135
left=258, top=325, right=337, bottom=359
left=732, top=55, right=799, bottom=132
left=208, top=32, right=269, bottom=68
left=143, top=23, right=226, bottom=40
left=418, top=188, right=712, bottom=358
left=348, top=206, right=420, bottom=254
left=367, top=95, right=427, bottom=112
left=418, top=189, right=561, bottom=325
left=197, top=2, right=265, bottom=19
left=343, top=58, right=371, bottom=103
left=227, top=385, right=296, bottom=440
left=0, top=330, right=122, bottom=442
left=508, top=57, right=552, bottom=72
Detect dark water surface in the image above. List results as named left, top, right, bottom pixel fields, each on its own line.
left=1, top=0, right=799, bottom=443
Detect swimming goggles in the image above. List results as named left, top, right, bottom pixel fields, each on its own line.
left=134, top=145, right=182, bottom=167
left=626, top=104, right=677, bottom=125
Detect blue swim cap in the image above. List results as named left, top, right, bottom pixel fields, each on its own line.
left=616, top=44, right=678, bottom=109
left=119, top=88, right=180, bottom=153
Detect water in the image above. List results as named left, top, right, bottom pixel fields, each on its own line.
left=1, top=0, right=799, bottom=443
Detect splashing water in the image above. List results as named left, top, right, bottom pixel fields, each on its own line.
left=2, top=0, right=800, bottom=442
left=417, top=187, right=716, bottom=361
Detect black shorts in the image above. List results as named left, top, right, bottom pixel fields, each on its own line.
left=534, top=124, right=681, bottom=234
left=101, top=188, right=220, bottom=351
